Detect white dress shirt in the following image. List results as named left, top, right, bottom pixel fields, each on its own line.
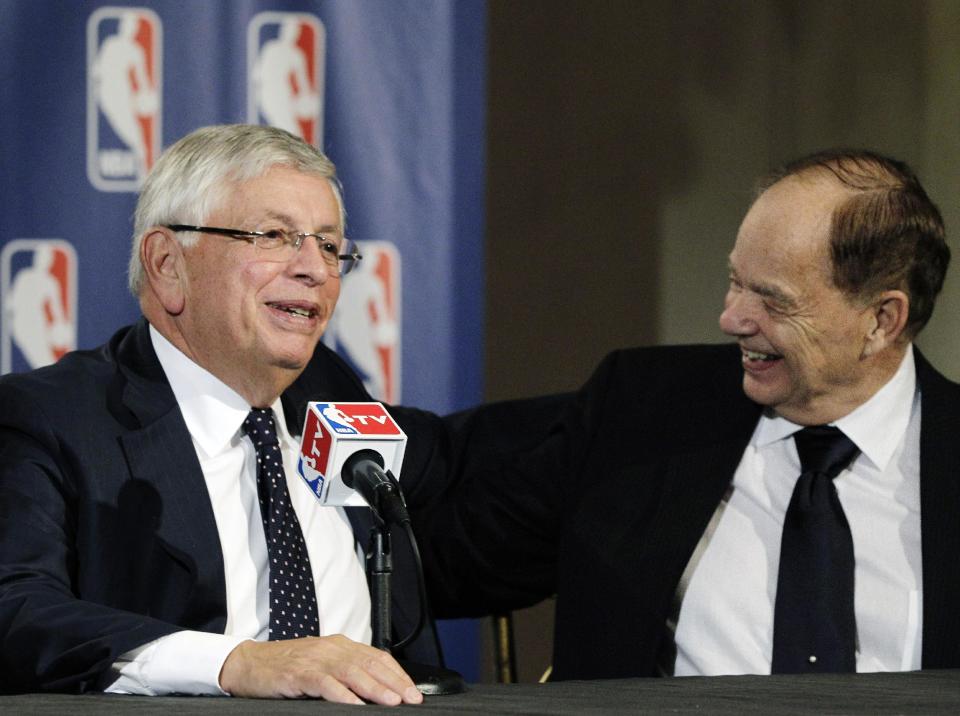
left=106, top=326, right=371, bottom=694
left=674, top=346, right=922, bottom=675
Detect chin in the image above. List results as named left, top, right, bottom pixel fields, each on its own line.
left=280, top=360, right=307, bottom=373
left=272, top=352, right=311, bottom=371
left=268, top=336, right=321, bottom=368
left=742, top=376, right=787, bottom=409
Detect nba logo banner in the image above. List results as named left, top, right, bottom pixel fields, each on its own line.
left=1, top=240, right=78, bottom=375
left=324, top=242, right=402, bottom=403
left=248, top=12, right=326, bottom=147
left=86, top=6, right=162, bottom=192
left=298, top=402, right=406, bottom=507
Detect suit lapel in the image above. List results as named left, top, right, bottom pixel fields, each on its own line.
left=112, top=321, right=227, bottom=619
left=639, top=432, right=755, bottom=583
left=612, top=409, right=761, bottom=608
left=916, top=351, right=960, bottom=667
left=578, top=353, right=763, bottom=632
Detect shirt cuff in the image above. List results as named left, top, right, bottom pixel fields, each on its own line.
left=106, top=631, right=250, bottom=696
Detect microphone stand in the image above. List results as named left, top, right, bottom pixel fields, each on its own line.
left=364, top=477, right=465, bottom=695
left=367, top=513, right=393, bottom=651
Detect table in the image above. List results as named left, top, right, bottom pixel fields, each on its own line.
left=2, top=670, right=958, bottom=714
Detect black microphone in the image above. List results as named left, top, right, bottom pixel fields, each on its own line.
left=341, top=449, right=410, bottom=525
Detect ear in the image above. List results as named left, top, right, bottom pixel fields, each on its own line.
left=140, top=228, right=187, bottom=315
left=862, top=289, right=910, bottom=357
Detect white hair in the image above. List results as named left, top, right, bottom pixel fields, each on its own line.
left=128, top=124, right=344, bottom=295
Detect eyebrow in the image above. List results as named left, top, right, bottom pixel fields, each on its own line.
left=727, top=261, right=797, bottom=309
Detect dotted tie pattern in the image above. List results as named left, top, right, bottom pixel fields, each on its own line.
left=242, top=408, right=319, bottom=640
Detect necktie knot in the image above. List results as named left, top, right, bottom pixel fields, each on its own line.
left=794, top=425, right=859, bottom=480
left=242, top=407, right=280, bottom=449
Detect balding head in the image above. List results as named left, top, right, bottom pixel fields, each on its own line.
left=757, top=150, right=948, bottom=339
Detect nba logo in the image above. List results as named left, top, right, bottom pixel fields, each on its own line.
left=318, top=403, right=360, bottom=435
left=0, top=240, right=78, bottom=375
left=86, top=7, right=162, bottom=192
left=247, top=12, right=326, bottom=147
left=324, top=242, right=402, bottom=403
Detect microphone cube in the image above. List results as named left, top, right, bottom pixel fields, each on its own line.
left=298, top=402, right=407, bottom=507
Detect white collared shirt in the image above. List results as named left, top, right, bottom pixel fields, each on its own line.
left=674, top=346, right=922, bottom=675
left=106, top=326, right=371, bottom=695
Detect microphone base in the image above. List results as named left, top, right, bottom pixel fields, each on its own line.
left=398, top=659, right=467, bottom=695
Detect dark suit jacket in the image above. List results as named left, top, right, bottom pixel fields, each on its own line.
left=414, top=344, right=960, bottom=680
left=0, top=319, right=442, bottom=693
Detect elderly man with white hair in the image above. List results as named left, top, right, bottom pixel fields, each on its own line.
left=0, top=124, right=435, bottom=704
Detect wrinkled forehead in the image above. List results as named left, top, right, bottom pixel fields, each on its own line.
left=203, top=166, right=344, bottom=227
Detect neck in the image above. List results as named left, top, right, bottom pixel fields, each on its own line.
left=226, top=371, right=291, bottom=410
left=778, top=344, right=909, bottom=426
left=144, top=304, right=293, bottom=409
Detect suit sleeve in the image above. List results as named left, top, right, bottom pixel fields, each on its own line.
left=0, top=380, right=179, bottom=694
left=403, top=351, right=623, bottom=618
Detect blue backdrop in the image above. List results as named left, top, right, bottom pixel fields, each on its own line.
left=0, top=0, right=485, bottom=680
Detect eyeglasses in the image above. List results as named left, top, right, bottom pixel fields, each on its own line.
left=165, top=224, right=362, bottom=276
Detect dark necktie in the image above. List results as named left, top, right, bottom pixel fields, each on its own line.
left=242, top=408, right=320, bottom=640
left=771, top=425, right=860, bottom=674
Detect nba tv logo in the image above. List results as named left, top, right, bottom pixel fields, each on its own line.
left=0, top=240, right=78, bottom=375
left=247, top=12, right=326, bottom=146
left=87, top=7, right=162, bottom=191
left=324, top=243, right=402, bottom=404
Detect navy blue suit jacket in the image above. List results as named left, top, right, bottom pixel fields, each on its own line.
left=0, top=319, right=442, bottom=693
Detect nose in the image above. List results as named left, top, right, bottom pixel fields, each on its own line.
left=718, top=288, right=757, bottom=337
left=286, top=236, right=333, bottom=286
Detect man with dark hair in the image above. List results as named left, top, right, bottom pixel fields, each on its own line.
left=416, top=149, right=960, bottom=679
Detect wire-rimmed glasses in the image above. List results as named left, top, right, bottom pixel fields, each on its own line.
left=165, top=224, right=362, bottom=276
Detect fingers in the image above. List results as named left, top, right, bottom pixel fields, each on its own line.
left=309, top=673, right=366, bottom=705
left=314, top=641, right=422, bottom=705
left=219, top=635, right=424, bottom=705
left=354, top=650, right=422, bottom=704
left=307, top=662, right=400, bottom=706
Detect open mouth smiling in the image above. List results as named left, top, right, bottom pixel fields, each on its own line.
left=266, top=302, right=318, bottom=319
left=742, top=348, right=782, bottom=363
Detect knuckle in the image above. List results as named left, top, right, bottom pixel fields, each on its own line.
left=363, top=652, right=389, bottom=671
left=340, top=663, right=365, bottom=682
left=275, top=671, right=301, bottom=697
left=316, top=672, right=338, bottom=689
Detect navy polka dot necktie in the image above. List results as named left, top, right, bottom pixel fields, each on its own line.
left=242, top=408, right=319, bottom=640
left=772, top=425, right=859, bottom=673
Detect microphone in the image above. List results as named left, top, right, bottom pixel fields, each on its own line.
left=297, top=401, right=408, bottom=512
left=341, top=449, right=410, bottom=525
left=298, top=402, right=466, bottom=693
